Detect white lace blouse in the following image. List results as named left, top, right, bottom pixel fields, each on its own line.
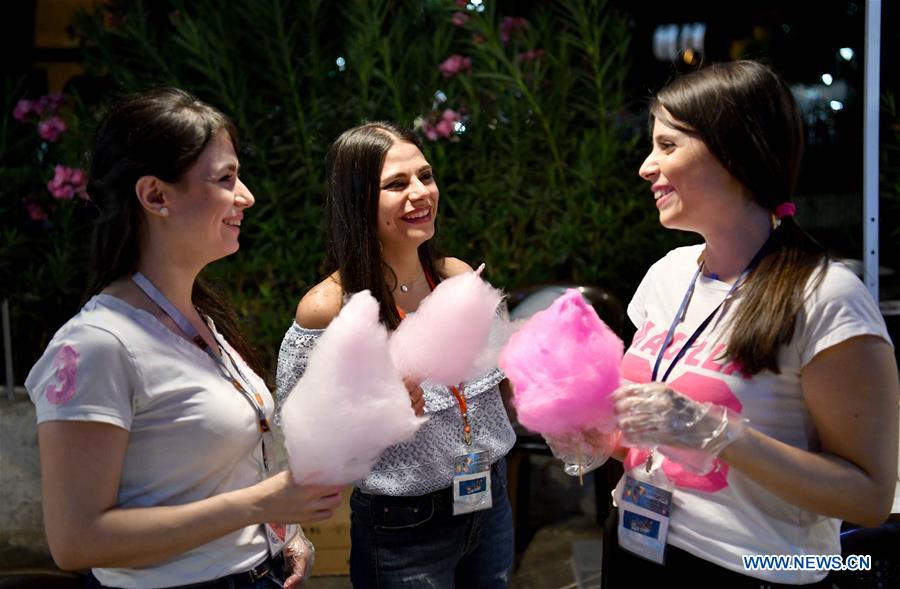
left=275, top=322, right=517, bottom=496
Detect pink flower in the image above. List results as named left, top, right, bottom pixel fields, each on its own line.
left=420, top=109, right=463, bottom=142
left=26, top=201, right=48, bottom=222
left=451, top=11, right=469, bottom=26
left=37, top=92, right=65, bottom=115
left=441, top=109, right=461, bottom=124
left=435, top=118, right=454, bottom=138
left=38, top=116, right=67, bottom=142
left=47, top=165, right=87, bottom=199
left=438, top=54, right=472, bottom=78
left=68, top=168, right=85, bottom=186
left=13, top=99, right=35, bottom=122
left=500, top=16, right=529, bottom=45
left=517, top=49, right=545, bottom=62
left=421, top=120, right=440, bottom=141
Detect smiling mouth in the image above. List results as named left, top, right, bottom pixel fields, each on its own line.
left=401, top=208, right=432, bottom=223
left=223, top=219, right=242, bottom=227
left=653, top=188, right=673, bottom=200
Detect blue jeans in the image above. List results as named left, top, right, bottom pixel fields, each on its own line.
left=350, top=459, right=514, bottom=588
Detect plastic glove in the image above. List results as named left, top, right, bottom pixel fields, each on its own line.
left=544, top=428, right=620, bottom=477
left=614, top=383, right=747, bottom=458
left=283, top=528, right=315, bottom=588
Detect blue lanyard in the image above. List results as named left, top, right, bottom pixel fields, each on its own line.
left=651, top=248, right=764, bottom=383
left=131, top=272, right=272, bottom=469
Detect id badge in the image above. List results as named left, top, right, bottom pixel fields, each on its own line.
left=264, top=522, right=299, bottom=557
left=452, top=449, right=492, bottom=516
left=617, top=470, right=673, bottom=564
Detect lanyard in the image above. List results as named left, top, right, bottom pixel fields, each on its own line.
left=651, top=247, right=765, bottom=383
left=131, top=272, right=273, bottom=471
left=395, top=267, right=471, bottom=444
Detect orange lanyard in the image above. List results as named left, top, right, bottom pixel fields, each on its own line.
left=396, top=268, right=471, bottom=445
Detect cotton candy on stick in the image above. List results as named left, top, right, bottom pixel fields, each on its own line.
left=499, top=290, right=623, bottom=479
left=281, top=291, right=425, bottom=484
left=500, top=289, right=623, bottom=435
left=390, top=267, right=503, bottom=385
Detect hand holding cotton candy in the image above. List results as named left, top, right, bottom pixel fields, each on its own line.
left=390, top=268, right=503, bottom=385
left=281, top=291, right=425, bottom=484
left=499, top=289, right=624, bottom=437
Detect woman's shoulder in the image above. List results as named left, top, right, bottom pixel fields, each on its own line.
left=295, top=274, right=343, bottom=329
left=808, top=260, right=874, bottom=303
left=438, top=256, right=475, bottom=278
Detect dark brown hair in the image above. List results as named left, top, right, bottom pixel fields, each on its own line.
left=651, top=61, right=827, bottom=375
left=325, top=121, right=441, bottom=329
left=85, top=87, right=265, bottom=376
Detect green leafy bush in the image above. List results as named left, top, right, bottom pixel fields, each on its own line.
left=7, top=0, right=684, bottom=377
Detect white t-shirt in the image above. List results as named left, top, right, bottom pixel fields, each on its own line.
left=622, top=244, right=892, bottom=584
left=25, top=295, right=271, bottom=589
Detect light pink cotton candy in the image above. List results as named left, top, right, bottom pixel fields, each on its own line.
left=499, top=289, right=623, bottom=437
left=281, top=291, right=426, bottom=484
left=390, top=271, right=503, bottom=385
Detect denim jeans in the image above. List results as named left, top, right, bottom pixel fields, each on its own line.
left=350, top=458, right=514, bottom=588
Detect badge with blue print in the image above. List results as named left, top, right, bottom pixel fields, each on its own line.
left=452, top=449, right=492, bottom=515
left=617, top=469, right=673, bottom=564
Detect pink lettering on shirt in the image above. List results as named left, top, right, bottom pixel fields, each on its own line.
left=683, top=341, right=707, bottom=366
left=700, top=343, right=728, bottom=372
left=630, top=321, right=655, bottom=348
left=640, top=332, right=668, bottom=356
left=44, top=345, right=79, bottom=405
left=661, top=332, right=687, bottom=360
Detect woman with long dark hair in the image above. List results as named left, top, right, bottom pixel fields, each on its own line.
left=276, top=122, right=516, bottom=588
left=25, top=88, right=343, bottom=589
left=603, top=61, right=899, bottom=587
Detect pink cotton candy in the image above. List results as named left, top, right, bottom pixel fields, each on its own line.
left=499, top=289, right=623, bottom=437
left=281, top=291, right=426, bottom=484
left=390, top=270, right=503, bottom=386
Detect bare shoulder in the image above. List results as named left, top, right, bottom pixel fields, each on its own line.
left=294, top=274, right=343, bottom=329
left=439, top=256, right=475, bottom=279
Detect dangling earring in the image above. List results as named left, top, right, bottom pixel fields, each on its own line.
left=159, top=207, right=170, bottom=216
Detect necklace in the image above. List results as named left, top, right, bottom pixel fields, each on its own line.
left=397, top=268, right=424, bottom=293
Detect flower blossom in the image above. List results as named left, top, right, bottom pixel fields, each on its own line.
left=517, top=49, right=545, bottom=62
left=421, top=109, right=463, bottom=141
left=451, top=11, right=469, bottom=26
left=26, top=201, right=48, bottom=222
left=438, top=54, right=472, bottom=78
left=38, top=116, right=68, bottom=142
left=47, top=165, right=87, bottom=200
left=500, top=16, right=529, bottom=45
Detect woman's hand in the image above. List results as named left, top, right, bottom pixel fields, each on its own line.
left=283, top=532, right=315, bottom=588
left=544, top=428, right=620, bottom=476
left=404, top=376, right=426, bottom=416
left=613, top=383, right=747, bottom=455
left=252, top=471, right=343, bottom=524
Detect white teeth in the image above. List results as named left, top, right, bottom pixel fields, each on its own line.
left=403, top=209, right=430, bottom=220
left=654, top=189, right=672, bottom=200
left=224, top=219, right=241, bottom=226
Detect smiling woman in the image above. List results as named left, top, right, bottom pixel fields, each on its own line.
left=275, top=121, right=517, bottom=588
left=597, top=60, right=900, bottom=588
left=24, top=88, right=344, bottom=589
